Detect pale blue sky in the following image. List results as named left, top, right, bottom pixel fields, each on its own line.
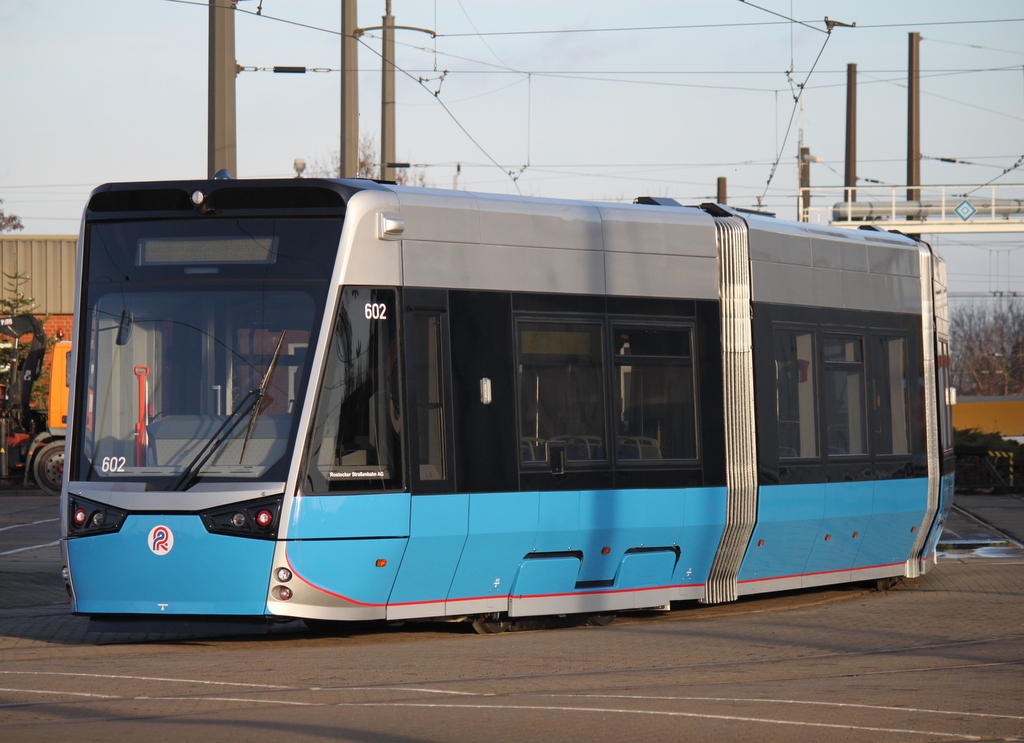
left=2, top=1, right=1022, bottom=298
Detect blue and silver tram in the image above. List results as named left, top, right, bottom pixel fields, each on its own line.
left=60, top=178, right=955, bottom=631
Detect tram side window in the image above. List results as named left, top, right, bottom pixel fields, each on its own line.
left=304, top=288, right=402, bottom=493
left=937, top=340, right=955, bottom=454
left=518, top=321, right=605, bottom=464
left=614, top=326, right=697, bottom=461
left=410, top=313, right=446, bottom=481
left=872, top=336, right=910, bottom=455
left=823, top=335, right=867, bottom=456
left=775, top=329, right=818, bottom=458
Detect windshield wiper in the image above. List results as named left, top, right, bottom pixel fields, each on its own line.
left=169, top=389, right=261, bottom=492
left=170, top=333, right=287, bottom=492
left=240, top=332, right=286, bottom=464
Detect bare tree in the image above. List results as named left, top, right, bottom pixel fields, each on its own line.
left=304, top=135, right=427, bottom=186
left=950, top=298, right=1024, bottom=396
left=0, top=200, right=24, bottom=233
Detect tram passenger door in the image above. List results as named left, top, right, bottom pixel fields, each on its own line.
left=403, top=289, right=456, bottom=494
left=385, top=290, right=463, bottom=616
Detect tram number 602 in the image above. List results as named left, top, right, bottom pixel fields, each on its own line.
left=364, top=302, right=388, bottom=320
left=100, top=456, right=127, bottom=473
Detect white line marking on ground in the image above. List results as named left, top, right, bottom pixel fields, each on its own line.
left=0, top=518, right=58, bottom=533
left=0, top=540, right=59, bottom=556
left=344, top=687, right=493, bottom=696
left=552, top=694, right=1024, bottom=721
left=0, top=688, right=116, bottom=700
left=329, top=702, right=983, bottom=739
left=140, top=696, right=317, bottom=706
left=0, top=694, right=324, bottom=717
left=0, top=671, right=290, bottom=689
left=0, top=691, right=994, bottom=738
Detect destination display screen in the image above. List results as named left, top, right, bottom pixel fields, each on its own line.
left=137, top=236, right=278, bottom=266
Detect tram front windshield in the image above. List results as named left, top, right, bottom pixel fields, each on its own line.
left=74, top=218, right=342, bottom=490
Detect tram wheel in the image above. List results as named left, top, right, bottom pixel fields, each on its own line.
left=471, top=614, right=512, bottom=634
left=32, top=442, right=64, bottom=496
left=586, top=613, right=616, bottom=627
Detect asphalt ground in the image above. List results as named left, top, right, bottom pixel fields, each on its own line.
left=0, top=486, right=1022, bottom=741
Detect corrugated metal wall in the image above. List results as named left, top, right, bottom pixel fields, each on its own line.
left=0, top=236, right=77, bottom=315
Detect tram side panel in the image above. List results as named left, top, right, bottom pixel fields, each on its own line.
left=742, top=304, right=930, bottom=592
left=270, top=192, right=938, bottom=623
left=387, top=287, right=729, bottom=619
left=374, top=199, right=732, bottom=621
left=917, top=251, right=956, bottom=569
left=272, top=196, right=939, bottom=622
left=737, top=222, right=931, bottom=594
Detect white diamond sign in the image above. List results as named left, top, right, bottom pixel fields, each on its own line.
left=955, top=200, right=977, bottom=221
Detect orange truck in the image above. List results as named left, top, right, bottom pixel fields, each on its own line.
left=0, top=314, right=69, bottom=495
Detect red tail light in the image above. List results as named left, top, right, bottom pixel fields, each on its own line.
left=199, top=495, right=282, bottom=540
left=67, top=497, right=128, bottom=537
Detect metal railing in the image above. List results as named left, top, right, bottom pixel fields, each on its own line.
left=799, top=184, right=1024, bottom=227
left=955, top=446, right=1019, bottom=492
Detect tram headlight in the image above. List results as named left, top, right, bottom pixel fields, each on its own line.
left=199, top=494, right=283, bottom=540
left=275, top=567, right=292, bottom=583
left=67, top=497, right=128, bottom=537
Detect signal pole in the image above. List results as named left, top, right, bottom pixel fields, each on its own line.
left=208, top=0, right=237, bottom=178
left=799, top=147, right=811, bottom=221
left=340, top=1, right=359, bottom=178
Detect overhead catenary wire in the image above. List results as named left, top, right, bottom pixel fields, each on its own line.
left=455, top=0, right=512, bottom=70
left=758, top=28, right=837, bottom=204
left=353, top=36, right=525, bottom=192
left=859, top=72, right=1024, bottom=122
left=923, top=36, right=1024, bottom=57
left=433, top=17, right=1024, bottom=37
left=162, top=0, right=1024, bottom=145
left=737, top=0, right=829, bottom=35
left=98, top=5, right=1024, bottom=208
left=156, top=0, right=524, bottom=191
left=4, top=1, right=1018, bottom=253
left=297, top=27, right=1024, bottom=79
left=161, top=1, right=1024, bottom=39
left=963, top=154, right=1024, bottom=196
left=923, top=155, right=1009, bottom=169
left=237, top=56, right=1024, bottom=104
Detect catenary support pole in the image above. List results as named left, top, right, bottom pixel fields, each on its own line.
left=340, top=0, right=359, bottom=178
left=845, top=63, right=857, bottom=203
left=208, top=0, right=237, bottom=179
left=381, top=0, right=395, bottom=182
left=907, top=33, right=921, bottom=203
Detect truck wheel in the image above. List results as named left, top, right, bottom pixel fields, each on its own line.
left=33, top=442, right=64, bottom=496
